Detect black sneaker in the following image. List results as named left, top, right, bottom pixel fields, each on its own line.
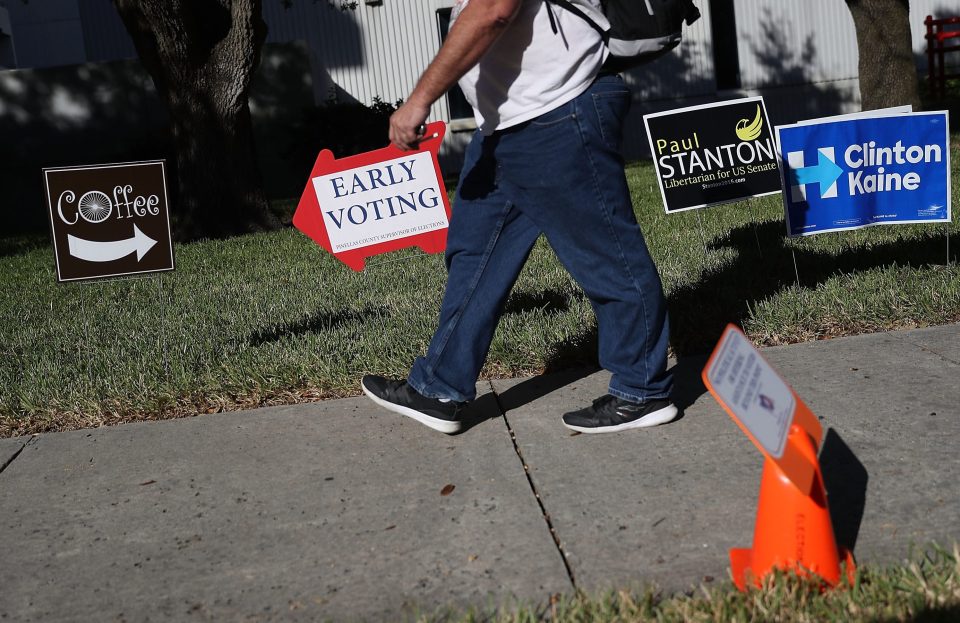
left=361, top=375, right=464, bottom=434
left=562, top=394, right=678, bottom=433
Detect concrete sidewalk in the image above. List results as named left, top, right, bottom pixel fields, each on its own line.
left=1, top=325, right=958, bottom=622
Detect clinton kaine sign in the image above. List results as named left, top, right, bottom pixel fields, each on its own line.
left=294, top=122, right=451, bottom=270
left=776, top=111, right=950, bottom=236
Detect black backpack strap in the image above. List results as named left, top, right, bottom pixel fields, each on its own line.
left=544, top=0, right=609, bottom=41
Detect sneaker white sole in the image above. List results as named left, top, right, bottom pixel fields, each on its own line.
left=361, top=382, right=462, bottom=434
left=563, top=403, right=679, bottom=434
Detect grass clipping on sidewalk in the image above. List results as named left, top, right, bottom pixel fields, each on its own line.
left=430, top=544, right=960, bottom=622
left=2, top=151, right=959, bottom=435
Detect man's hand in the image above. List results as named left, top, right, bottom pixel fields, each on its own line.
left=387, top=0, right=522, bottom=150
left=389, top=99, right=430, bottom=151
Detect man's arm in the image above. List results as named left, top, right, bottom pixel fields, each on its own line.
left=389, top=0, right=522, bottom=151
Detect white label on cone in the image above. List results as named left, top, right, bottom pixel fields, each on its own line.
left=706, top=329, right=796, bottom=458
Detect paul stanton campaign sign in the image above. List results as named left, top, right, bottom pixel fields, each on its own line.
left=644, top=97, right=782, bottom=213
left=776, top=112, right=951, bottom=236
left=294, top=122, right=451, bottom=270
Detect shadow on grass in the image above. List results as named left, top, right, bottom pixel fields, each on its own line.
left=503, top=289, right=576, bottom=316
left=246, top=305, right=389, bottom=346
left=667, top=220, right=957, bottom=355
left=543, top=327, right=600, bottom=372
left=508, top=219, right=956, bottom=393
left=880, top=606, right=960, bottom=623
left=0, top=234, right=50, bottom=259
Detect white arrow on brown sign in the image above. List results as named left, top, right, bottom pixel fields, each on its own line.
left=67, top=224, right=158, bottom=263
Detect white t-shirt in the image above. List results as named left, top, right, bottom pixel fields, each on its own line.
left=451, top=0, right=609, bottom=134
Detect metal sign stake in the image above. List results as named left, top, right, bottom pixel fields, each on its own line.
left=157, top=274, right=171, bottom=385
left=695, top=210, right=710, bottom=266
left=790, top=246, right=801, bottom=288
left=947, top=225, right=951, bottom=265
left=76, top=283, right=94, bottom=387
left=750, top=202, right=763, bottom=256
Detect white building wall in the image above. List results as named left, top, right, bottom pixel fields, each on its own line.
left=734, top=1, right=859, bottom=88
left=265, top=0, right=450, bottom=107
left=623, top=0, right=716, bottom=103
left=5, top=1, right=954, bottom=94
left=5, top=0, right=955, bottom=170
left=273, top=0, right=866, bottom=163
left=77, top=0, right=135, bottom=62
left=260, top=0, right=468, bottom=164
left=2, top=0, right=86, bottom=69
left=618, top=0, right=864, bottom=160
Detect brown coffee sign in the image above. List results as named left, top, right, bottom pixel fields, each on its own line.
left=44, top=161, right=174, bottom=282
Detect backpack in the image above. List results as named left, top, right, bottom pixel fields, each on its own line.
left=546, top=0, right=701, bottom=71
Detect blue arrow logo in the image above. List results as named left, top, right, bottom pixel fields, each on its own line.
left=788, top=150, right=844, bottom=197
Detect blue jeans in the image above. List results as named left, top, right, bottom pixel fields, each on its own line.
left=408, top=74, right=672, bottom=404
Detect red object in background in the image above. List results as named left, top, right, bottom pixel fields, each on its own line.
left=294, top=121, right=451, bottom=271
left=926, top=15, right=960, bottom=100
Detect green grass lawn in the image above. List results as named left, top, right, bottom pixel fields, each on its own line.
left=428, top=544, right=960, bottom=622
left=1, top=146, right=959, bottom=436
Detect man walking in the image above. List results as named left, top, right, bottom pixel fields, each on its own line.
left=361, top=0, right=676, bottom=434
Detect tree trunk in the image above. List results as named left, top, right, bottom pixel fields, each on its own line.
left=845, top=0, right=922, bottom=111
left=112, top=0, right=281, bottom=241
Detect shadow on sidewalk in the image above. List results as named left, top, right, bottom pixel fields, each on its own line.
left=472, top=354, right=711, bottom=430
left=488, top=367, right=599, bottom=416
left=668, top=355, right=710, bottom=413
left=820, top=428, right=869, bottom=555
left=456, top=391, right=507, bottom=433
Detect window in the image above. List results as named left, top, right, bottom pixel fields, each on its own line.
left=436, top=8, right=474, bottom=126
left=709, top=0, right=741, bottom=90
left=0, top=5, right=15, bottom=69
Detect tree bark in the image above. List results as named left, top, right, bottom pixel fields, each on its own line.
left=112, top=0, right=280, bottom=241
left=845, top=0, right=922, bottom=111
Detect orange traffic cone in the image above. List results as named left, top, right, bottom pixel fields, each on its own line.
left=730, top=424, right=856, bottom=591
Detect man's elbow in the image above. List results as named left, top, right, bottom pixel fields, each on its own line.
left=487, top=0, right=522, bottom=28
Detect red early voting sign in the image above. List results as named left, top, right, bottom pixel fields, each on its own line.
left=294, top=121, right=451, bottom=270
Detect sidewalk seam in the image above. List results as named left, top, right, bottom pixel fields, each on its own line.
left=894, top=335, right=960, bottom=367
left=488, top=381, right=579, bottom=593
left=0, top=436, right=35, bottom=476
